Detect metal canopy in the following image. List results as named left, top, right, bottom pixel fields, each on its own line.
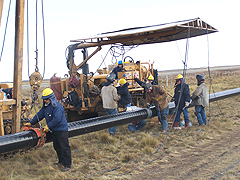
left=71, top=18, right=218, bottom=49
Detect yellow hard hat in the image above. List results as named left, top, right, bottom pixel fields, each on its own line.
left=148, top=75, right=154, bottom=81
left=42, top=88, right=53, bottom=99
left=119, top=78, right=126, bottom=85
left=175, top=74, right=183, bottom=80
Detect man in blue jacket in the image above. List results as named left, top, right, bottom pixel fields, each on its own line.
left=111, top=60, right=124, bottom=79
left=25, top=88, right=71, bottom=172
left=117, top=78, right=146, bottom=132
left=173, top=74, right=191, bottom=129
left=117, top=78, right=132, bottom=108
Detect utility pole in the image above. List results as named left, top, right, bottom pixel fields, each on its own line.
left=12, top=0, right=25, bottom=133
left=0, top=0, right=4, bottom=27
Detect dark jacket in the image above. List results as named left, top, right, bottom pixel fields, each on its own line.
left=112, top=66, right=123, bottom=79
left=173, top=82, right=190, bottom=109
left=30, top=95, right=68, bottom=132
left=117, top=83, right=132, bottom=105
left=146, top=85, right=170, bottom=111
left=134, top=78, right=157, bottom=99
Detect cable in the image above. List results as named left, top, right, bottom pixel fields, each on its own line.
left=0, top=0, right=12, bottom=62
left=41, top=0, right=46, bottom=78
left=207, top=28, right=212, bottom=126
left=35, top=0, right=38, bottom=71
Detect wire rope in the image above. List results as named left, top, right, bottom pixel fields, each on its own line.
left=35, top=0, right=38, bottom=71
left=0, top=0, right=12, bottom=62
left=41, top=0, right=46, bottom=78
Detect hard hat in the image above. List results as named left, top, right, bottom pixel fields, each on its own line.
left=196, top=74, right=204, bottom=82
left=119, top=78, right=126, bottom=85
left=42, top=88, right=53, bottom=99
left=118, top=60, right=123, bottom=65
left=175, top=74, right=183, bottom=80
left=148, top=75, right=154, bottom=81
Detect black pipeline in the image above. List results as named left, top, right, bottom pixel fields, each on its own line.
left=1, top=87, right=240, bottom=155
left=0, top=107, right=152, bottom=154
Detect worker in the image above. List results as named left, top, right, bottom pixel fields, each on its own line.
left=101, top=73, right=119, bottom=135
left=134, top=75, right=157, bottom=86
left=24, top=88, right=71, bottom=172
left=173, top=74, right=191, bottom=129
left=147, top=75, right=157, bottom=85
left=117, top=78, right=132, bottom=108
left=145, top=84, right=170, bottom=133
left=0, top=87, right=13, bottom=99
left=111, top=60, right=124, bottom=79
left=134, top=75, right=157, bottom=99
left=135, top=60, right=150, bottom=79
left=191, top=74, right=209, bottom=125
left=127, top=117, right=146, bottom=133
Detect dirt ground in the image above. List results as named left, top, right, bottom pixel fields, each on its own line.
left=130, top=125, right=240, bottom=180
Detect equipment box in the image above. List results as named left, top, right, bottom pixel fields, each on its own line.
left=117, top=71, right=139, bottom=80
left=127, top=80, right=141, bottom=88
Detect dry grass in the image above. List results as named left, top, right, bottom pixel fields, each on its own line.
left=1, top=71, right=240, bottom=179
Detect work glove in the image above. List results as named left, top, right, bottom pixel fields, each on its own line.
left=43, top=125, right=49, bottom=133
left=146, top=103, right=150, bottom=108
left=24, top=122, right=32, bottom=126
left=185, top=101, right=190, bottom=107
left=154, top=95, right=163, bottom=101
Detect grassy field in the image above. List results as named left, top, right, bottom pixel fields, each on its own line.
left=1, top=71, right=240, bottom=179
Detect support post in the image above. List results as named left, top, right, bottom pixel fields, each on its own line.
left=0, top=0, right=4, bottom=27
left=12, top=0, right=25, bottom=133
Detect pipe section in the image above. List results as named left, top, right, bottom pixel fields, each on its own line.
left=0, top=130, right=38, bottom=154
left=209, top=88, right=240, bottom=102
left=67, top=107, right=150, bottom=139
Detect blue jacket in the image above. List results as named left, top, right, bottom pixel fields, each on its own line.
left=112, top=66, right=123, bottom=79
left=117, top=83, right=132, bottom=105
left=173, top=82, right=190, bottom=109
left=30, top=95, right=68, bottom=132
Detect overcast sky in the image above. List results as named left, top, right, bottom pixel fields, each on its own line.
left=0, top=0, right=239, bottom=82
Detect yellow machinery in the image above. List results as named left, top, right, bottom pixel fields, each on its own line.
left=0, top=83, right=32, bottom=135
left=51, top=59, right=155, bottom=121
left=50, top=18, right=218, bottom=121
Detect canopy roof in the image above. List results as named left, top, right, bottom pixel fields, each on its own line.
left=71, top=18, right=218, bottom=49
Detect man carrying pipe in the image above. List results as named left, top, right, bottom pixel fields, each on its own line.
left=25, top=88, right=71, bottom=172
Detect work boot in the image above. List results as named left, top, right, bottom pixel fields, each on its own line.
left=185, top=121, right=189, bottom=129
left=173, top=121, right=180, bottom=129
left=162, top=130, right=167, bottom=134
left=53, top=162, right=62, bottom=166
left=62, top=166, right=71, bottom=172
